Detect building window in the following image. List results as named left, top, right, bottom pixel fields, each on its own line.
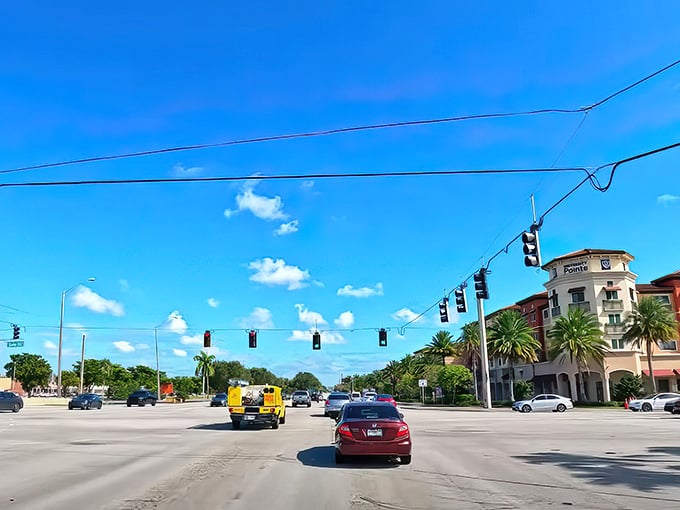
left=542, top=309, right=549, bottom=320
left=660, top=340, right=677, bottom=351
left=530, top=311, right=536, bottom=321
left=607, top=281, right=614, bottom=287
left=608, top=314, right=621, bottom=325
left=611, top=339, right=627, bottom=350
left=551, top=268, right=557, bottom=279
left=571, top=292, right=585, bottom=303
left=606, top=290, right=619, bottom=300
left=623, top=263, right=627, bottom=271
left=655, top=295, right=671, bottom=305
left=551, top=291, right=559, bottom=307
left=630, top=288, right=636, bottom=302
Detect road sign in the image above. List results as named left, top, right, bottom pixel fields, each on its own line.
left=418, top=379, right=428, bottom=388
left=7, top=341, right=24, bottom=348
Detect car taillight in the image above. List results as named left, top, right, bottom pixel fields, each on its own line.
left=325, top=400, right=330, bottom=406
left=396, top=423, right=409, bottom=438
left=228, top=407, right=234, bottom=413
left=338, top=424, right=353, bottom=438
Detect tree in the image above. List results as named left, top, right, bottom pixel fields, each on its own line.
left=612, top=374, right=644, bottom=401
left=548, top=308, right=609, bottom=401
left=72, top=359, right=110, bottom=391
left=513, top=380, right=534, bottom=401
left=193, top=352, right=216, bottom=395
left=456, top=322, right=480, bottom=369
left=211, top=360, right=250, bottom=392
left=171, top=376, right=202, bottom=396
left=249, top=367, right=281, bottom=386
left=61, top=370, right=80, bottom=395
left=381, top=361, right=402, bottom=394
left=424, top=330, right=457, bottom=366
left=4, top=353, right=52, bottom=395
left=435, top=365, right=472, bottom=403
left=488, top=309, right=541, bottom=401
left=622, top=297, right=679, bottom=393
left=288, top=372, right=323, bottom=392
left=128, top=365, right=163, bottom=392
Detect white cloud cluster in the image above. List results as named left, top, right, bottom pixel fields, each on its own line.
left=207, top=298, right=220, bottom=308
left=173, top=163, right=203, bottom=176
left=274, top=220, right=299, bottom=236
left=224, top=182, right=287, bottom=220
left=71, top=286, right=124, bottom=316
left=173, top=348, right=188, bottom=357
left=180, top=334, right=203, bottom=346
left=288, top=305, right=350, bottom=344
left=288, top=330, right=346, bottom=345
left=113, top=341, right=135, bottom=353
left=337, top=282, right=384, bottom=298
left=295, top=304, right=327, bottom=326
left=658, top=194, right=679, bottom=205
left=162, top=311, right=188, bottom=335
left=239, top=307, right=275, bottom=329
left=249, top=258, right=312, bottom=290
left=391, top=307, right=422, bottom=323
left=334, top=311, right=355, bottom=328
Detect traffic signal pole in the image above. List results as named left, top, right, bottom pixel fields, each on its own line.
left=476, top=295, right=492, bottom=409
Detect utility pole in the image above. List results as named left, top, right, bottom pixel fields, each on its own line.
left=79, top=333, right=86, bottom=395
left=477, top=297, right=492, bottom=409
left=155, top=327, right=161, bottom=400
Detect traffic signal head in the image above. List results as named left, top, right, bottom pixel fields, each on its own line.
left=248, top=329, right=257, bottom=348
left=312, top=331, right=321, bottom=350
left=474, top=269, right=489, bottom=300
left=439, top=298, right=449, bottom=323
left=203, top=330, right=211, bottom=348
left=454, top=288, right=467, bottom=313
left=379, top=328, right=387, bottom=347
left=12, top=325, right=20, bottom=340
left=522, top=228, right=542, bottom=267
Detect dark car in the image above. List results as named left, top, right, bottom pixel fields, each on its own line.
left=334, top=401, right=411, bottom=465
left=126, top=390, right=157, bottom=407
left=0, top=391, right=23, bottom=413
left=664, top=398, right=680, bottom=414
left=68, top=393, right=103, bottom=410
left=211, top=393, right=227, bottom=407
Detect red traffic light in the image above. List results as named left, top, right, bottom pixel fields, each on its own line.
left=248, top=329, right=257, bottom=348
left=203, top=330, right=211, bottom=348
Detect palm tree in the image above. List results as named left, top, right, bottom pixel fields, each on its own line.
left=381, top=361, right=402, bottom=394
left=456, top=322, right=480, bottom=369
left=548, top=308, right=609, bottom=401
left=398, top=354, right=419, bottom=377
left=488, top=309, right=541, bottom=401
left=622, top=297, right=679, bottom=393
left=424, top=330, right=457, bottom=366
left=193, top=351, right=216, bottom=396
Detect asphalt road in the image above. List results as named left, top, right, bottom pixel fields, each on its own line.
left=1, top=402, right=680, bottom=509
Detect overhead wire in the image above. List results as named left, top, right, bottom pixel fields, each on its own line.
left=1, top=57, right=678, bottom=176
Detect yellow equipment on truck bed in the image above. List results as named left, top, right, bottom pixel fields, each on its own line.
left=227, top=380, right=286, bottom=430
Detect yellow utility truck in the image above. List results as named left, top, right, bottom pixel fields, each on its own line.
left=227, top=379, right=286, bottom=430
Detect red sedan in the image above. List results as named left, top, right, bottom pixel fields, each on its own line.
left=375, top=394, right=397, bottom=406
left=334, top=402, right=411, bottom=465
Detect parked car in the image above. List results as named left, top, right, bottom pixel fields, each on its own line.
left=512, top=394, right=573, bottom=413
left=325, top=392, right=351, bottom=418
left=376, top=394, right=397, bottom=407
left=126, top=390, right=157, bottom=407
left=68, top=393, right=103, bottom=410
left=211, top=393, right=227, bottom=407
left=629, top=393, right=680, bottom=412
left=0, top=391, right=23, bottom=413
left=663, top=398, right=680, bottom=414
left=334, top=401, right=411, bottom=465
left=291, top=390, right=311, bottom=407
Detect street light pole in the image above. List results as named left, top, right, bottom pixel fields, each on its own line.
left=79, top=333, right=86, bottom=395
left=155, top=327, right=161, bottom=401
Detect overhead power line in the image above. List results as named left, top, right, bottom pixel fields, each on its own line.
left=1, top=57, right=678, bottom=176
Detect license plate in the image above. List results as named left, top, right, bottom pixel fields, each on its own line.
left=244, top=415, right=256, bottom=421
left=366, top=429, right=382, bottom=437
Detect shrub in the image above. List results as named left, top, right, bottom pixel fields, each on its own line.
left=454, top=394, right=480, bottom=406
left=513, top=380, right=534, bottom=401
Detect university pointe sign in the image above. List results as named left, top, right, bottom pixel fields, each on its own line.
left=563, top=260, right=589, bottom=274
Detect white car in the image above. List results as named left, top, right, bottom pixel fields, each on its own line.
left=512, top=394, right=573, bottom=413
left=628, top=392, right=680, bottom=412
left=361, top=391, right=377, bottom=402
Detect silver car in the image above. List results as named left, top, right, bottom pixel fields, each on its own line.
left=628, top=392, right=680, bottom=412
left=324, top=392, right=351, bottom=418
left=512, top=394, right=573, bottom=413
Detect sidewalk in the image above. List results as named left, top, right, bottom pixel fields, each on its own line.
left=398, top=402, right=509, bottom=412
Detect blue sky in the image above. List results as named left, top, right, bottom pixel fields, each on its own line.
left=1, top=3, right=680, bottom=387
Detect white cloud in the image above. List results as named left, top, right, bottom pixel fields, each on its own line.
left=288, top=330, right=346, bottom=345
left=207, top=298, right=220, bottom=308
left=71, top=286, right=124, bottom=316
left=118, top=279, right=130, bottom=292
left=180, top=334, right=203, bottom=346
left=334, top=311, right=355, bottom=328
left=173, top=163, right=204, bottom=176
left=337, top=282, right=384, bottom=298
left=657, top=194, right=680, bottom=205
left=295, top=304, right=327, bottom=327
left=202, top=346, right=227, bottom=357
left=301, top=180, right=315, bottom=189
left=135, top=343, right=150, bottom=350
left=162, top=311, right=188, bottom=335
left=66, top=322, right=87, bottom=332
left=224, top=182, right=288, bottom=221
left=44, top=340, right=57, bottom=352
left=173, top=348, right=188, bottom=357
left=274, top=220, right=299, bottom=236
left=391, top=307, right=422, bottom=323
left=113, top=341, right=135, bottom=353
left=248, top=258, right=312, bottom=290
left=239, top=307, right=275, bottom=329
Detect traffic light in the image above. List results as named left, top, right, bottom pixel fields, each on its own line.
left=474, top=269, right=489, bottom=300
left=522, top=225, right=542, bottom=267
left=454, top=288, right=467, bottom=313
left=248, top=329, right=257, bottom=348
left=12, top=325, right=20, bottom=340
left=379, top=328, right=387, bottom=347
left=439, top=298, right=449, bottom=323
left=312, top=331, right=321, bottom=350
left=203, top=330, right=211, bottom=348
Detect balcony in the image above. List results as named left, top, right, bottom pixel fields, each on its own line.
left=605, top=323, right=626, bottom=334
left=603, top=299, right=624, bottom=312
left=568, top=301, right=591, bottom=313
left=551, top=306, right=561, bottom=318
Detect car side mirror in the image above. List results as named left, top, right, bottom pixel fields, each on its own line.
left=399, top=413, right=404, bottom=419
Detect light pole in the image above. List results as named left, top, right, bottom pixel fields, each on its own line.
left=154, top=327, right=161, bottom=401
left=79, top=333, right=86, bottom=395
left=57, top=277, right=95, bottom=397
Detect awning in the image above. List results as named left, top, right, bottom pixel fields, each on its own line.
left=604, top=286, right=622, bottom=291
left=568, top=287, right=586, bottom=293
left=641, top=369, right=679, bottom=377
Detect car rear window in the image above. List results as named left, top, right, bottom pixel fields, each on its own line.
left=345, top=405, right=400, bottom=420
left=329, top=394, right=350, bottom=400
left=293, top=391, right=308, bottom=396
left=377, top=394, right=392, bottom=399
